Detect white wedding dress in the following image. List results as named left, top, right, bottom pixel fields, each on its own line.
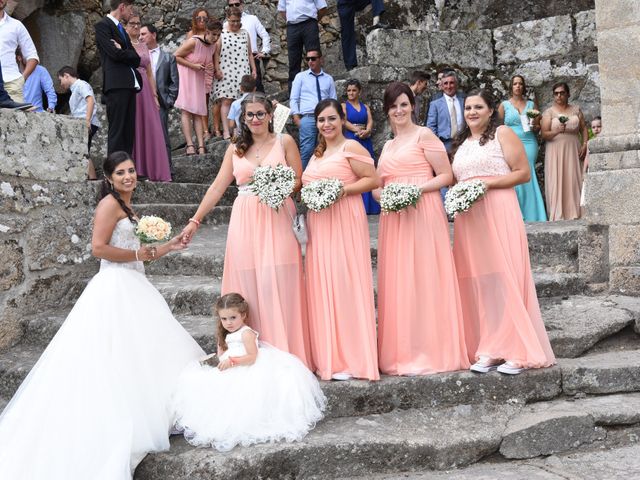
left=0, top=218, right=205, bottom=480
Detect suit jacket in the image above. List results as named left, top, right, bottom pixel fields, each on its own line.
left=425, top=93, right=466, bottom=143
left=155, top=48, right=179, bottom=110
left=94, top=16, right=142, bottom=93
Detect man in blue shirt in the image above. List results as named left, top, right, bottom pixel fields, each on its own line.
left=290, top=48, right=336, bottom=168
left=16, top=47, right=56, bottom=112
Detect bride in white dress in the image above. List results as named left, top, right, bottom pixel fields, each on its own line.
left=0, top=152, right=205, bottom=479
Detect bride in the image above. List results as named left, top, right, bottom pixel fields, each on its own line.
left=0, top=151, right=204, bottom=479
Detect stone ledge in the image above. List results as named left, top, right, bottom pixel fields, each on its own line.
left=589, top=133, right=640, bottom=155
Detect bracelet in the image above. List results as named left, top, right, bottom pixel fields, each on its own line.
left=135, top=249, right=139, bottom=262
left=188, top=218, right=201, bottom=227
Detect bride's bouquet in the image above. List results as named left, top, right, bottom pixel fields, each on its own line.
left=135, top=215, right=172, bottom=243
left=249, top=164, right=296, bottom=210
left=300, top=178, right=343, bottom=212
left=444, top=180, right=487, bottom=218
left=379, top=182, right=422, bottom=213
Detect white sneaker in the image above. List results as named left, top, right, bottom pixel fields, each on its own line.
left=497, top=362, right=526, bottom=375
left=469, top=357, right=500, bottom=373
left=331, top=372, right=353, bottom=381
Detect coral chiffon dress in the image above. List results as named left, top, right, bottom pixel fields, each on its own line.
left=221, top=139, right=312, bottom=368
left=452, top=127, right=556, bottom=369
left=302, top=144, right=379, bottom=381
left=377, top=130, right=470, bottom=374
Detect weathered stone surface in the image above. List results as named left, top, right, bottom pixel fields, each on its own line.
left=525, top=221, right=581, bottom=273
left=429, top=30, right=494, bottom=69
left=584, top=169, right=640, bottom=225
left=578, top=224, right=608, bottom=282
left=6, top=0, right=45, bottom=20
left=533, top=272, right=585, bottom=297
left=0, top=110, right=87, bottom=182
left=574, top=10, right=597, bottom=49
left=365, top=29, right=431, bottom=67
left=542, top=296, right=635, bottom=357
left=588, top=149, right=640, bottom=172
left=610, top=267, right=640, bottom=296
left=0, top=240, right=24, bottom=291
left=610, top=224, right=640, bottom=267
left=560, top=349, right=640, bottom=395
left=149, top=275, right=221, bottom=316
left=136, top=204, right=231, bottom=229
left=494, top=15, right=573, bottom=64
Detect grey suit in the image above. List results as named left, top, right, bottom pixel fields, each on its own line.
left=154, top=47, right=179, bottom=168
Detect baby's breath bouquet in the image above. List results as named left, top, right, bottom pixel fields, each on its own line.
left=444, top=180, right=487, bottom=218
left=135, top=216, right=172, bottom=243
left=249, top=164, right=296, bottom=210
left=300, top=178, right=343, bottom=212
left=379, top=182, right=422, bottom=213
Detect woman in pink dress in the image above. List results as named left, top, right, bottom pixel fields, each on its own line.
left=181, top=93, right=312, bottom=368
left=451, top=89, right=556, bottom=375
left=125, top=14, right=171, bottom=181
left=174, top=9, right=215, bottom=155
left=375, top=82, right=469, bottom=376
left=302, top=99, right=380, bottom=381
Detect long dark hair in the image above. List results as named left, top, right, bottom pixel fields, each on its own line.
left=234, top=93, right=274, bottom=157
left=450, top=89, right=499, bottom=160
left=100, top=151, right=136, bottom=223
left=313, top=98, right=344, bottom=158
left=215, top=293, right=250, bottom=352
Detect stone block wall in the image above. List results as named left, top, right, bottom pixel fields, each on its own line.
left=0, top=111, right=97, bottom=350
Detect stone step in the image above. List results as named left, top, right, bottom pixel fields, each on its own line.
left=171, top=141, right=228, bottom=184
left=135, top=204, right=232, bottom=230
left=135, top=392, right=640, bottom=479
left=133, top=182, right=237, bottom=207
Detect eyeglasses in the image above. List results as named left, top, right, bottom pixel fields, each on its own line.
left=228, top=19, right=241, bottom=24
left=229, top=2, right=242, bottom=6
left=196, top=15, right=208, bottom=21
left=245, top=111, right=268, bottom=120
left=305, top=56, right=319, bottom=61
left=127, top=21, right=141, bottom=27
left=553, top=90, right=568, bottom=96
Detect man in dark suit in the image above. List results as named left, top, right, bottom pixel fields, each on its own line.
left=94, top=0, right=142, bottom=155
left=425, top=70, right=465, bottom=153
left=140, top=23, right=178, bottom=169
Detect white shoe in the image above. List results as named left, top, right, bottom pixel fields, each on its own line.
left=469, top=357, right=500, bottom=373
left=331, top=372, right=353, bottom=381
left=497, top=362, right=526, bottom=375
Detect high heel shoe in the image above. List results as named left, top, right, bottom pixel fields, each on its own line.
left=198, top=145, right=207, bottom=155
left=185, top=145, right=196, bottom=156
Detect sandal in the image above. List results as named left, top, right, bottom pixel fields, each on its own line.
left=198, top=146, right=207, bottom=155
left=213, top=130, right=222, bottom=138
left=185, top=145, right=196, bottom=156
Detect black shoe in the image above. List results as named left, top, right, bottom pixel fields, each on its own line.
left=371, top=20, right=391, bottom=30
left=0, top=99, right=33, bottom=110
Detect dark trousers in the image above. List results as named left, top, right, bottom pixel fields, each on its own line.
left=0, top=61, right=12, bottom=103
left=105, top=88, right=137, bottom=155
left=338, top=0, right=385, bottom=69
left=286, top=18, right=320, bottom=93
left=158, top=105, right=174, bottom=174
left=88, top=124, right=99, bottom=152
left=254, top=56, right=270, bottom=93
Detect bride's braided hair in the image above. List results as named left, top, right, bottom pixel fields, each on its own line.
left=215, top=293, right=250, bottom=352
left=449, top=88, right=499, bottom=162
left=99, top=151, right=136, bottom=223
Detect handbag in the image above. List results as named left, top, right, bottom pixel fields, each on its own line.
left=287, top=206, right=308, bottom=246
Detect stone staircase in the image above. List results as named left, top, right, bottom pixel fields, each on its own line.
left=1, top=142, right=640, bottom=478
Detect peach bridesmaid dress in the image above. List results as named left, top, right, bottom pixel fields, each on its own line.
left=221, top=139, right=312, bottom=369
left=377, top=129, right=470, bottom=375
left=302, top=144, right=379, bottom=381
left=452, top=126, right=556, bottom=369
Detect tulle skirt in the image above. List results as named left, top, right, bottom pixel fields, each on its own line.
left=172, top=345, right=326, bottom=452
left=0, top=266, right=204, bottom=480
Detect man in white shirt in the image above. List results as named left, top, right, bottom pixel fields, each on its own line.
left=224, top=0, right=271, bottom=92
left=0, top=0, right=39, bottom=102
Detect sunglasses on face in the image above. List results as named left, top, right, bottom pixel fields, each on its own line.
left=196, top=16, right=208, bottom=21
left=245, top=111, right=268, bottom=120
left=553, top=91, right=567, bottom=96
left=229, top=2, right=241, bottom=6
left=306, top=56, right=319, bottom=62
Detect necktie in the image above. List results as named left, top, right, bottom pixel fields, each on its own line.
left=450, top=97, right=458, bottom=138
left=117, top=23, right=128, bottom=45
left=313, top=73, right=322, bottom=102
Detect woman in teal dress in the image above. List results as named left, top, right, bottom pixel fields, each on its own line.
left=498, top=75, right=547, bottom=222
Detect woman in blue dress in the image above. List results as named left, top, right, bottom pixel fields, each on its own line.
left=342, top=79, right=381, bottom=214
left=498, top=75, right=547, bottom=222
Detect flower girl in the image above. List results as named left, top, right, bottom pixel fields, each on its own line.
left=171, top=293, right=326, bottom=451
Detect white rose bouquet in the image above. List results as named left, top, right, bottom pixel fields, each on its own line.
left=249, top=164, right=296, bottom=210
left=444, top=180, right=487, bottom=218
left=379, top=182, right=422, bottom=213
left=300, top=178, right=343, bottom=212
left=526, top=109, right=541, bottom=127
left=135, top=216, right=172, bottom=243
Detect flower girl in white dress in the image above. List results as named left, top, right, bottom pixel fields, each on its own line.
left=172, top=293, right=326, bottom=452
left=0, top=152, right=205, bottom=479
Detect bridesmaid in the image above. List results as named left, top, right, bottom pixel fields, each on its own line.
left=374, top=82, right=469, bottom=375
left=342, top=79, right=380, bottom=214
left=451, top=89, right=556, bottom=375
left=498, top=74, right=546, bottom=221
left=540, top=82, right=589, bottom=220
left=125, top=13, right=172, bottom=181
left=303, top=98, right=380, bottom=381
left=181, top=93, right=312, bottom=368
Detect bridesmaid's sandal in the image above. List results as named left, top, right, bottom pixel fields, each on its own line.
left=185, top=145, right=196, bottom=156
left=198, top=146, right=207, bottom=155
left=469, top=356, right=501, bottom=373
left=497, top=361, right=526, bottom=375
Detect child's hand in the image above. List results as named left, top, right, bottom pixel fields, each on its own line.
left=218, top=359, right=233, bottom=371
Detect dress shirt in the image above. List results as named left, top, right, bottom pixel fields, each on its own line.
left=277, top=0, right=327, bottom=24
left=107, top=14, right=140, bottom=90
left=227, top=92, right=250, bottom=127
left=444, top=93, right=463, bottom=132
left=0, top=11, right=39, bottom=82
left=290, top=68, right=336, bottom=115
left=148, top=47, right=160, bottom=78
left=23, top=64, right=57, bottom=112
left=69, top=79, right=101, bottom=127
left=223, top=12, right=271, bottom=54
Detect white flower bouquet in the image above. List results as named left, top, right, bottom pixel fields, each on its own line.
left=135, top=216, right=172, bottom=243
left=300, top=178, right=343, bottom=212
left=444, top=180, right=487, bottom=218
left=525, top=108, right=541, bottom=127
left=379, top=182, right=422, bottom=213
left=249, top=164, right=296, bottom=210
